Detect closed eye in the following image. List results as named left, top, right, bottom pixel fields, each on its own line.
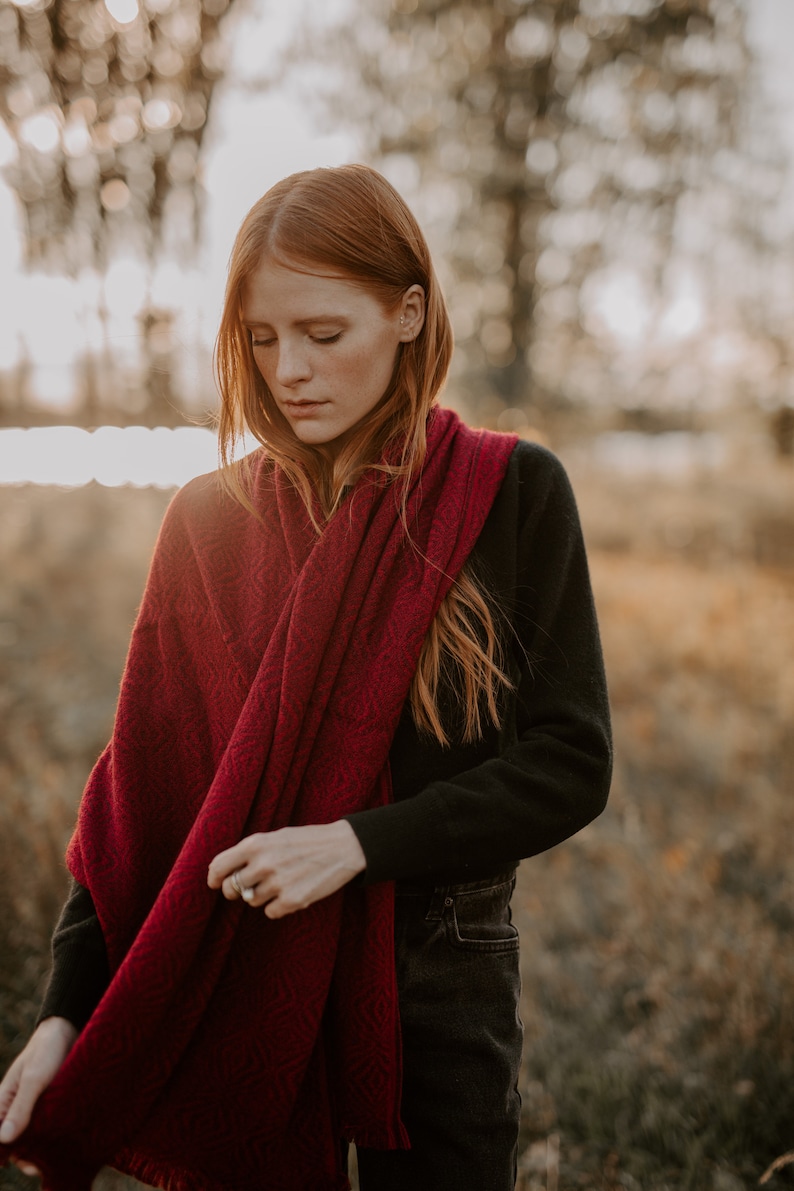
left=312, top=332, right=342, bottom=344
left=250, top=332, right=342, bottom=348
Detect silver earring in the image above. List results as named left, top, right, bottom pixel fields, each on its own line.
left=400, top=317, right=405, bottom=324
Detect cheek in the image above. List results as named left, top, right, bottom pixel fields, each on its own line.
left=345, top=340, right=399, bottom=394
left=252, top=352, right=281, bottom=392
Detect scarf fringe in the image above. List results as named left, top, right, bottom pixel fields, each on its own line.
left=115, top=1150, right=351, bottom=1191
left=0, top=1143, right=100, bottom=1191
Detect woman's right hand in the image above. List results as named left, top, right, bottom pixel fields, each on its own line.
left=0, top=1015, right=78, bottom=1173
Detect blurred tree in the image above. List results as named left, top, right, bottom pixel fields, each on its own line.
left=0, top=0, right=232, bottom=270
left=0, top=0, right=236, bottom=428
left=300, top=0, right=789, bottom=440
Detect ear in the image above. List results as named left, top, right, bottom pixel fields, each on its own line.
left=397, top=285, right=426, bottom=342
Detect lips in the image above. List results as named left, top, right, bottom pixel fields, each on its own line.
left=283, top=401, right=328, bottom=418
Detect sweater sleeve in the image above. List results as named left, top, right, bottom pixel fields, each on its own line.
left=346, top=441, right=612, bottom=884
left=37, top=879, right=108, bottom=1030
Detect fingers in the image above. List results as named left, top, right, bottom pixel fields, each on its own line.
left=245, top=882, right=300, bottom=917
left=0, top=1058, right=22, bottom=1142
left=207, top=836, right=263, bottom=890
left=219, top=871, right=256, bottom=903
left=0, top=1067, right=41, bottom=1144
left=237, top=865, right=315, bottom=917
left=217, top=868, right=294, bottom=916
left=209, top=835, right=281, bottom=904
left=208, top=823, right=366, bottom=918
left=0, top=1017, right=77, bottom=1148
left=263, top=892, right=303, bottom=920
left=15, top=1161, right=41, bottom=1177
left=221, top=868, right=279, bottom=909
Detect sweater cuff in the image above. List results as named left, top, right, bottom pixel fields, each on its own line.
left=345, top=789, right=456, bottom=885
left=37, top=938, right=109, bottom=1032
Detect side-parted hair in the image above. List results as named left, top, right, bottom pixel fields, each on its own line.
left=214, top=164, right=511, bottom=745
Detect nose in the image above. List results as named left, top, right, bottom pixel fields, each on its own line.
left=274, top=339, right=311, bottom=387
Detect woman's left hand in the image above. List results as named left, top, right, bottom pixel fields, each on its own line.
left=207, top=821, right=367, bottom=918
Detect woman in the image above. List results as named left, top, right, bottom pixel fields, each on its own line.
left=0, top=164, right=611, bottom=1191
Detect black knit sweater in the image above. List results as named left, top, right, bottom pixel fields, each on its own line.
left=40, top=440, right=612, bottom=1029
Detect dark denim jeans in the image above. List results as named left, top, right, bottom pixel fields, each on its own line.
left=356, top=872, right=523, bottom=1191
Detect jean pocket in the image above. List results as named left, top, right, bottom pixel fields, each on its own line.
left=444, top=878, right=520, bottom=954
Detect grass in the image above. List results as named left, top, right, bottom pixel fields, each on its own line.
left=513, top=454, right=794, bottom=1190
left=0, top=458, right=793, bottom=1190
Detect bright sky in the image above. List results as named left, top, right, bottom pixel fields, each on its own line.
left=745, top=0, right=794, bottom=155
left=0, top=0, right=792, bottom=485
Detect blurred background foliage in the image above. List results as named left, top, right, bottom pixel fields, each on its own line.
left=297, top=0, right=793, bottom=451
left=1, top=0, right=794, bottom=1188
left=0, top=0, right=231, bottom=426
left=0, top=0, right=228, bottom=270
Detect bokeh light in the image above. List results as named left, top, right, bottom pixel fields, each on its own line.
left=104, top=0, right=140, bottom=24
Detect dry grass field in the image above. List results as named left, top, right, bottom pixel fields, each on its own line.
left=514, top=455, right=794, bottom=1191
left=0, top=452, right=792, bottom=1190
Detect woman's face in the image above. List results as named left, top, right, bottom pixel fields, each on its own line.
left=241, top=257, right=424, bottom=456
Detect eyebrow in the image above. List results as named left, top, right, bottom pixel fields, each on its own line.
left=241, top=315, right=350, bottom=330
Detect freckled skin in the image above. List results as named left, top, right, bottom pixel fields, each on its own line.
left=241, top=257, right=424, bottom=457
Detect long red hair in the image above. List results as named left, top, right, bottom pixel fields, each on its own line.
left=214, top=164, right=510, bottom=744
left=215, top=164, right=452, bottom=516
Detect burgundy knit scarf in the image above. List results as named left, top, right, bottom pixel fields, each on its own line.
left=1, top=407, right=516, bottom=1191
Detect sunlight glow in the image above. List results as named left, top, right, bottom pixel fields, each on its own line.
left=104, top=258, right=148, bottom=318
left=104, top=0, right=140, bottom=22
left=580, top=268, right=653, bottom=344
left=659, top=292, right=704, bottom=341
left=22, top=275, right=83, bottom=368
left=658, top=272, right=705, bottom=342
left=19, top=110, right=61, bottom=155
left=29, top=365, right=77, bottom=412
left=142, top=99, right=182, bottom=131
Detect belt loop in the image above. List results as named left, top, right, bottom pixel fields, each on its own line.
left=425, top=883, right=452, bottom=921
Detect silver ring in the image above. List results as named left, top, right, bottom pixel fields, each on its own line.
left=230, top=869, right=245, bottom=897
